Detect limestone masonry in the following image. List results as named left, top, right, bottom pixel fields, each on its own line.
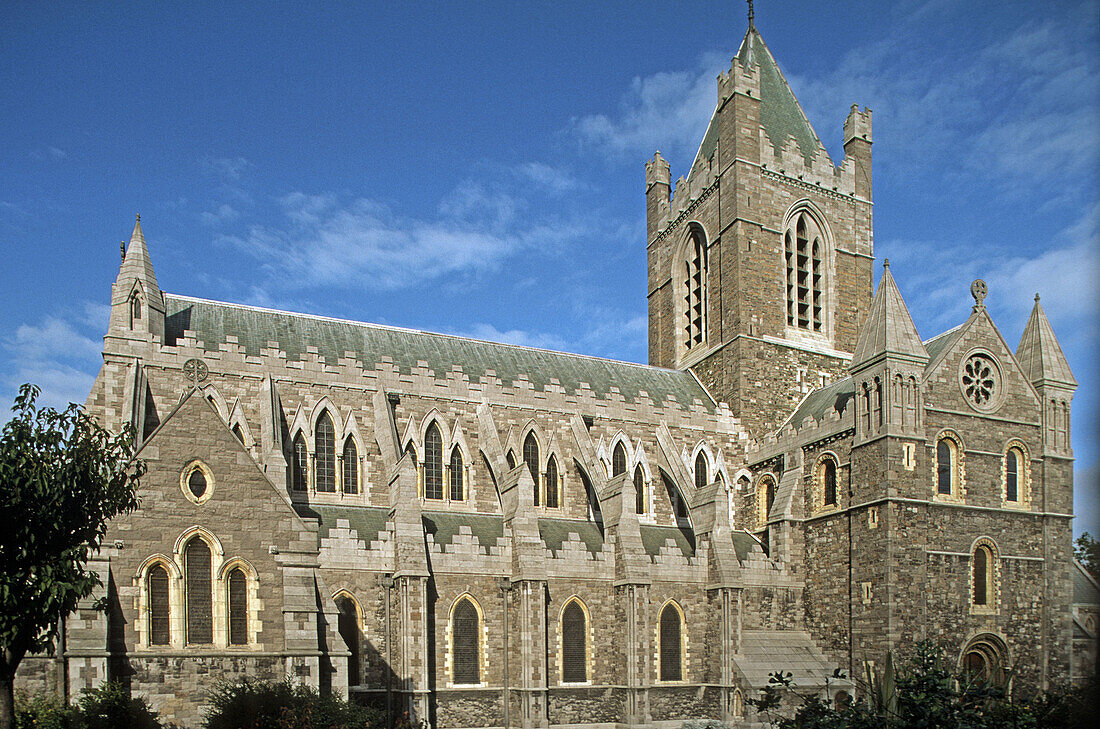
left=16, top=17, right=1097, bottom=729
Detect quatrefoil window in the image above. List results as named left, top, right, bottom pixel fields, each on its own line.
left=959, top=352, right=1002, bottom=412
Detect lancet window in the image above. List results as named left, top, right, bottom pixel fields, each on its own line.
left=784, top=210, right=827, bottom=332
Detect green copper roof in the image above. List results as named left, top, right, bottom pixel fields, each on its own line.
left=695, top=29, right=827, bottom=168
left=640, top=524, right=695, bottom=558
left=539, top=518, right=605, bottom=556
left=295, top=504, right=390, bottom=544
left=423, top=511, right=505, bottom=551
left=164, top=294, right=714, bottom=411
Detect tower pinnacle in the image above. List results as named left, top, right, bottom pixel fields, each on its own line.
left=747, top=0, right=755, bottom=31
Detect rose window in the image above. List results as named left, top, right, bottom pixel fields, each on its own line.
left=960, top=353, right=1000, bottom=410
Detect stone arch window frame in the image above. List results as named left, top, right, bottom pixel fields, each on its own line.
left=812, top=452, right=842, bottom=514
left=672, top=221, right=710, bottom=361
left=173, top=527, right=226, bottom=648
left=632, top=446, right=655, bottom=520
left=1001, top=440, right=1031, bottom=509
left=932, top=429, right=966, bottom=503
left=687, top=441, right=716, bottom=490
left=446, top=592, right=487, bottom=688
left=226, top=400, right=256, bottom=454
left=515, top=421, right=564, bottom=510
left=218, top=557, right=261, bottom=648
left=180, top=459, right=215, bottom=505
left=446, top=419, right=473, bottom=503
left=288, top=429, right=310, bottom=493
left=655, top=599, right=687, bottom=683
left=332, top=589, right=364, bottom=687
left=420, top=415, right=448, bottom=501
left=128, top=285, right=144, bottom=328
left=731, top=468, right=752, bottom=529
left=969, top=537, right=1000, bottom=615
left=732, top=688, right=745, bottom=719
left=311, top=404, right=342, bottom=495
left=557, top=595, right=593, bottom=686
left=958, top=632, right=1011, bottom=690
left=135, top=554, right=184, bottom=649
left=199, top=385, right=230, bottom=423
left=756, top=473, right=778, bottom=530
left=781, top=201, right=835, bottom=340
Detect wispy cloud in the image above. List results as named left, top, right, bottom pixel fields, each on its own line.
left=2, top=306, right=105, bottom=413
left=200, top=156, right=251, bottom=181
left=29, top=146, right=67, bottom=162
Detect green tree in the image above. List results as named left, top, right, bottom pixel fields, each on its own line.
left=1074, top=532, right=1099, bottom=578
left=0, top=385, right=143, bottom=729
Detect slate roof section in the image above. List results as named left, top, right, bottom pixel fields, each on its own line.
left=1016, top=296, right=1076, bottom=387
left=539, top=518, right=605, bottom=556
left=782, top=377, right=855, bottom=430
left=733, top=630, right=850, bottom=689
left=163, top=294, right=715, bottom=411
left=851, top=264, right=927, bottom=371
left=695, top=28, right=827, bottom=168
left=1073, top=561, right=1100, bottom=605
left=640, top=524, right=696, bottom=558
left=294, top=504, right=390, bottom=545
left=732, top=531, right=764, bottom=562
left=923, top=325, right=965, bottom=365
left=423, top=511, right=505, bottom=550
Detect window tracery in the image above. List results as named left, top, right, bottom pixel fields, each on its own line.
left=784, top=209, right=827, bottom=332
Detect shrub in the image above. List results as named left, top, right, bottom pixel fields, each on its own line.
left=14, top=690, right=81, bottom=729
left=202, top=678, right=383, bottom=729
left=14, top=683, right=160, bottom=729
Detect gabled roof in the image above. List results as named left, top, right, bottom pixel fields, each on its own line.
left=1073, top=560, right=1100, bottom=605
left=162, top=294, right=716, bottom=411
left=922, top=324, right=965, bottom=365
left=782, top=376, right=855, bottom=430
left=1016, top=295, right=1076, bottom=388
left=851, top=264, right=927, bottom=371
left=694, top=28, right=828, bottom=169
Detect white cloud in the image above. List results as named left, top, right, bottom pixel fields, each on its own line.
left=200, top=155, right=251, bottom=181
left=516, top=163, right=582, bottom=194
left=451, top=323, right=569, bottom=352
left=10, top=317, right=101, bottom=362
left=201, top=203, right=240, bottom=226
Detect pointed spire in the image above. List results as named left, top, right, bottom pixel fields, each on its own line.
left=1016, top=294, right=1076, bottom=388
left=117, top=214, right=162, bottom=305
left=747, top=0, right=755, bottom=31
left=851, top=262, right=927, bottom=371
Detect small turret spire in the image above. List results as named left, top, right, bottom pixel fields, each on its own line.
left=747, top=0, right=755, bottom=31
left=120, top=240, right=126, bottom=262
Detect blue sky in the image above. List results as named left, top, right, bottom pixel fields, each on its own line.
left=2, top=1, right=1097, bottom=533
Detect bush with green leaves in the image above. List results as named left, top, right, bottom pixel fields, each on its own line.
left=14, top=683, right=160, bottom=729
left=748, top=640, right=1097, bottom=729
left=202, top=678, right=383, bottom=729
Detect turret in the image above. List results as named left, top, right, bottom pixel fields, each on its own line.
left=108, top=216, right=165, bottom=342
left=1016, top=294, right=1076, bottom=456
left=843, top=104, right=873, bottom=200
left=645, top=151, right=671, bottom=241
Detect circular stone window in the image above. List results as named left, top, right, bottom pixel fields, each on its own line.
left=180, top=460, right=215, bottom=504
left=959, top=351, right=1003, bottom=412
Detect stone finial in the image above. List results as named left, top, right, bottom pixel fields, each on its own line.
left=1035, top=292, right=1041, bottom=303
left=971, top=279, right=988, bottom=310
left=136, top=213, right=141, bottom=223
left=120, top=240, right=126, bottom=262
left=883, top=258, right=890, bottom=269
left=747, top=0, right=755, bottom=30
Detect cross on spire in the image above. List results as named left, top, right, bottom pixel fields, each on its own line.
left=747, top=0, right=755, bottom=30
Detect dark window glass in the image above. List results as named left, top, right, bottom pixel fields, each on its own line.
left=612, top=443, right=627, bottom=477
left=634, top=466, right=646, bottom=515
left=506, top=450, right=516, bottom=469
left=342, top=438, right=359, bottom=494
left=424, top=423, right=444, bottom=500
left=449, top=447, right=464, bottom=501
left=562, top=601, right=587, bottom=682
left=937, top=440, right=953, bottom=494
left=973, top=547, right=989, bottom=605
left=452, top=598, right=480, bottom=684
left=232, top=424, right=245, bottom=444
left=695, top=452, right=708, bottom=490
left=659, top=604, right=682, bottom=681
left=185, top=539, right=212, bottom=644
left=188, top=469, right=207, bottom=499
left=130, top=295, right=142, bottom=325
left=291, top=434, right=308, bottom=491
left=336, top=595, right=360, bottom=686
left=523, top=433, right=540, bottom=506
left=765, top=478, right=776, bottom=515
left=824, top=460, right=837, bottom=506
left=545, top=456, right=559, bottom=508
left=228, top=568, right=248, bottom=646
left=1006, top=450, right=1018, bottom=502
left=315, top=413, right=336, bottom=492
left=148, top=564, right=170, bottom=646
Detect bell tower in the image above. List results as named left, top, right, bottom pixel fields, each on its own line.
left=646, top=15, right=874, bottom=437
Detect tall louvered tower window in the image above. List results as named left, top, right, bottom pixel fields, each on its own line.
left=659, top=603, right=683, bottom=681
left=424, top=422, right=444, bottom=500
left=523, top=433, right=540, bottom=506
left=683, top=228, right=707, bottom=350
left=227, top=567, right=248, bottom=646
left=561, top=600, right=587, bottom=683
left=148, top=564, right=170, bottom=646
left=452, top=597, right=480, bottom=685
left=315, top=413, right=336, bottom=492
left=784, top=211, right=826, bottom=332
left=342, top=438, right=359, bottom=495
left=185, top=539, right=213, bottom=645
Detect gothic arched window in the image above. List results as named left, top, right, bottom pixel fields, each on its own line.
left=659, top=602, right=684, bottom=681
left=227, top=567, right=248, bottom=646
left=545, top=455, right=559, bottom=508
left=523, top=433, right=540, bottom=506
left=449, top=446, right=464, bottom=501
left=683, top=227, right=707, bottom=351
left=335, top=593, right=361, bottom=686
left=184, top=539, right=212, bottom=645
left=424, top=422, right=444, bottom=500
left=291, top=433, right=308, bottom=491
left=452, top=597, right=480, bottom=685
left=561, top=599, right=587, bottom=683
left=612, top=442, right=627, bottom=477
left=822, top=458, right=838, bottom=507
left=148, top=564, right=170, bottom=646
left=784, top=210, right=826, bottom=332
left=232, top=423, right=245, bottom=444
left=342, top=438, right=359, bottom=495
left=129, top=293, right=142, bottom=327
left=694, top=452, right=708, bottom=490
left=315, top=413, right=336, bottom=493
left=936, top=434, right=960, bottom=497
left=634, top=466, right=647, bottom=515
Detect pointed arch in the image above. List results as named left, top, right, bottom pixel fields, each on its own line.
left=523, top=430, right=541, bottom=507
left=782, top=200, right=834, bottom=336
left=183, top=537, right=214, bottom=645
left=559, top=596, right=591, bottom=684
left=227, top=400, right=254, bottom=449
left=633, top=464, right=647, bottom=516
left=657, top=599, right=686, bottom=682
left=290, top=431, right=308, bottom=492
left=200, top=385, right=229, bottom=422
left=333, top=590, right=363, bottom=686
left=314, top=410, right=337, bottom=493
left=342, top=436, right=360, bottom=495
left=545, top=454, right=560, bottom=508
left=449, top=594, right=485, bottom=686
left=612, top=440, right=628, bottom=478
left=673, top=222, right=709, bottom=357
left=424, top=420, right=445, bottom=500
left=136, top=554, right=182, bottom=648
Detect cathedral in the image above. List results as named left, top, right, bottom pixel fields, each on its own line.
left=15, top=13, right=1094, bottom=729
